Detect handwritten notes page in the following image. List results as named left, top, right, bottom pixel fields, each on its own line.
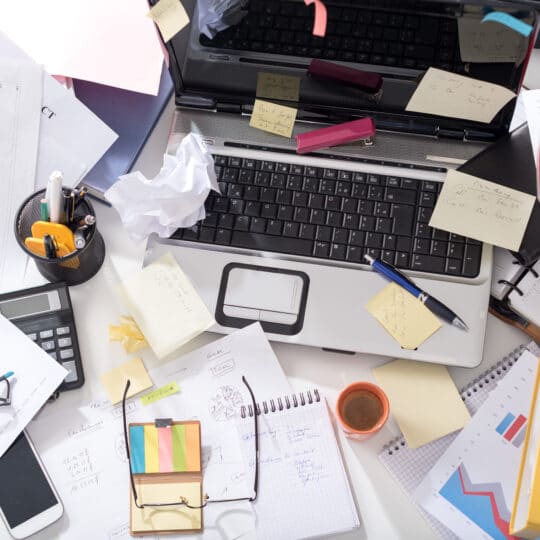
left=121, top=252, right=214, bottom=359
left=148, top=0, right=190, bottom=42
left=256, top=72, right=301, bottom=102
left=27, top=324, right=287, bottom=539
left=99, top=358, right=153, bottom=404
left=366, top=283, right=442, bottom=350
left=429, top=169, right=536, bottom=251
left=249, top=99, right=298, bottom=138
left=373, top=359, right=470, bottom=449
left=405, top=67, right=516, bottom=123
left=457, top=16, right=529, bottom=63
left=237, top=399, right=360, bottom=540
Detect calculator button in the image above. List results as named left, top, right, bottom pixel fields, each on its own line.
left=59, top=348, right=74, bottom=360
left=62, top=361, right=77, bottom=383
left=57, top=337, right=72, bottom=348
left=39, top=329, right=54, bottom=339
left=41, top=340, right=55, bottom=351
left=48, top=352, right=57, bottom=361
left=27, top=333, right=37, bottom=341
left=56, top=327, right=70, bottom=336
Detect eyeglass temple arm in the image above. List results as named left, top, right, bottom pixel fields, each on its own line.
left=241, top=376, right=259, bottom=502
left=0, top=377, right=11, bottom=403
left=122, top=380, right=141, bottom=507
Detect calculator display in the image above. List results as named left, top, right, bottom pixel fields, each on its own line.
left=0, top=293, right=54, bottom=320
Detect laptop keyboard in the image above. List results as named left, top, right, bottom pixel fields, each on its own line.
left=199, top=0, right=465, bottom=73
left=171, top=155, right=482, bottom=278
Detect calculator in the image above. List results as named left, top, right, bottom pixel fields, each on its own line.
left=0, top=282, right=84, bottom=393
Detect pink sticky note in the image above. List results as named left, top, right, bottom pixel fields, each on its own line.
left=0, top=0, right=164, bottom=95
left=304, top=0, right=327, bottom=37
left=158, top=427, right=173, bottom=473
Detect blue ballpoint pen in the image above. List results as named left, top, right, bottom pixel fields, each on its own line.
left=364, top=255, right=469, bottom=331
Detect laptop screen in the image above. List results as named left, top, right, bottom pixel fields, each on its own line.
left=168, top=0, right=538, bottom=141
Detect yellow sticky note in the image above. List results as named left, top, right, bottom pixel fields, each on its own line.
left=131, top=480, right=202, bottom=533
left=249, top=99, right=297, bottom=138
left=148, top=0, right=189, bottom=42
left=100, top=358, right=153, bottom=405
left=366, top=283, right=442, bottom=350
left=429, top=169, right=536, bottom=252
left=109, top=316, right=149, bottom=354
left=256, top=72, right=301, bottom=102
left=141, top=382, right=180, bottom=406
left=405, top=67, right=516, bottom=123
left=373, top=359, right=470, bottom=448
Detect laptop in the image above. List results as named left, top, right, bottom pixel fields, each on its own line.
left=145, top=0, right=538, bottom=367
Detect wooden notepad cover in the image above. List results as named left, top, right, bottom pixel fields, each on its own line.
left=128, top=420, right=203, bottom=535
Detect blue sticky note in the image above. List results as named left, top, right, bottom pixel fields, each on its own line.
left=129, top=426, right=145, bottom=474
left=481, top=11, right=533, bottom=37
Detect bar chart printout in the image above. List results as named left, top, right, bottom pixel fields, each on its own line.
left=413, top=350, right=539, bottom=540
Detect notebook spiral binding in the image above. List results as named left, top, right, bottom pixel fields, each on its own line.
left=380, top=344, right=527, bottom=456
left=240, top=389, right=321, bottom=418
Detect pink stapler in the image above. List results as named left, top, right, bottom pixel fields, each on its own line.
left=296, top=117, right=376, bottom=154
left=307, top=59, right=383, bottom=101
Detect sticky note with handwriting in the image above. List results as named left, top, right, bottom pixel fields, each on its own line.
left=429, top=169, right=535, bottom=251
left=100, top=358, right=153, bottom=405
left=405, top=67, right=516, bottom=123
left=148, top=0, right=189, bottom=42
left=256, top=72, right=301, bottom=102
left=373, top=359, right=470, bottom=449
left=140, top=381, right=180, bottom=406
left=366, top=283, right=442, bottom=350
left=249, top=99, right=297, bottom=138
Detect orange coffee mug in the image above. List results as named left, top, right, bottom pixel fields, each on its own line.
left=336, top=382, right=389, bottom=440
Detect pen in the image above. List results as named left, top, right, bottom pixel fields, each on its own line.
left=364, top=254, right=469, bottom=331
left=0, top=371, right=14, bottom=381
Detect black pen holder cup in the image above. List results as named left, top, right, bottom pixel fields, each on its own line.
left=14, top=188, right=105, bottom=286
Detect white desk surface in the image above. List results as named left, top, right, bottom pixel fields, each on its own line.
left=4, top=66, right=538, bottom=540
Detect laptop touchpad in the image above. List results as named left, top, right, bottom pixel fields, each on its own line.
left=216, top=264, right=309, bottom=335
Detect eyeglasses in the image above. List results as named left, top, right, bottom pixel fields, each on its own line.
left=121, top=375, right=259, bottom=510
left=0, top=372, right=14, bottom=407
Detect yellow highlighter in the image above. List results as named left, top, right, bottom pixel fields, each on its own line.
left=30, top=221, right=76, bottom=253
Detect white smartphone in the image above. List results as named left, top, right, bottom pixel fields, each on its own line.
left=0, top=431, right=63, bottom=539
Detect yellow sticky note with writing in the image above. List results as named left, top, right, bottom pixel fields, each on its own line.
left=249, top=99, right=297, bottom=138
left=100, top=358, right=153, bottom=405
left=256, top=72, right=301, bottom=102
left=373, top=359, right=470, bottom=448
left=141, top=382, right=180, bottom=406
left=148, top=0, right=189, bottom=42
left=131, top=480, right=202, bottom=533
left=366, top=282, right=442, bottom=350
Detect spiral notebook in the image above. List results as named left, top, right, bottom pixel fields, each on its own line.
left=379, top=342, right=540, bottom=540
left=236, top=390, right=360, bottom=540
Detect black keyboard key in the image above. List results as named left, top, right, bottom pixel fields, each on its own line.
left=214, top=155, right=227, bottom=166
left=386, top=177, right=400, bottom=188
left=199, top=227, right=216, bottom=242
left=250, top=217, right=266, bottom=233
left=343, top=213, right=359, bottom=229
left=418, top=206, right=433, bottom=223
left=352, top=183, right=368, bottom=198
left=411, top=254, right=445, bottom=273
left=255, top=171, right=271, bottom=186
left=261, top=161, right=275, bottom=172
left=350, top=231, right=364, bottom=246
left=395, top=251, right=410, bottom=268
left=239, top=169, right=255, bottom=184
left=276, top=163, right=289, bottom=174
left=260, top=187, right=277, bottom=203
left=234, top=216, right=250, bottom=231
left=333, top=228, right=349, bottom=244
left=222, top=167, right=239, bottom=182
left=313, top=241, right=330, bottom=258
left=346, top=246, right=363, bottom=262
left=358, top=200, right=374, bottom=214
left=287, top=175, right=303, bottom=190
left=430, top=240, right=447, bottom=257
left=327, top=211, right=342, bottom=227
left=219, top=214, right=234, bottom=228
left=212, top=197, right=229, bottom=213
left=365, top=248, right=381, bottom=259
left=381, top=250, right=395, bottom=264
left=413, top=238, right=430, bottom=254
left=360, top=216, right=376, bottom=231
left=397, top=236, right=411, bottom=252
left=266, top=219, right=283, bottom=235
left=277, top=205, right=294, bottom=221
left=307, top=166, right=323, bottom=178
left=463, top=244, right=481, bottom=277
left=385, top=188, right=417, bottom=205
left=229, top=156, right=241, bottom=167
left=215, top=228, right=232, bottom=245
left=383, top=234, right=397, bottom=250
left=232, top=231, right=313, bottom=256
left=261, top=203, right=277, bottom=218
left=338, top=170, right=352, bottom=181
left=450, top=233, right=466, bottom=243
left=270, top=173, right=286, bottom=188
left=309, top=193, right=325, bottom=209
left=341, top=197, right=358, bottom=213
left=421, top=181, right=438, bottom=192
left=203, top=212, right=218, bottom=227
left=292, top=191, right=308, bottom=207
left=368, top=185, right=384, bottom=200
left=227, top=184, right=243, bottom=198
left=374, top=202, right=390, bottom=217
left=242, top=158, right=258, bottom=170
left=304, top=177, right=320, bottom=192
left=229, top=199, right=245, bottom=214
left=330, top=243, right=346, bottom=260
left=367, top=174, right=382, bottom=185
left=182, top=226, right=199, bottom=240
left=432, top=229, right=449, bottom=241
left=310, top=209, right=327, bottom=225
left=299, top=224, right=316, bottom=240
left=316, top=225, right=332, bottom=242
left=353, top=172, right=366, bottom=183
left=294, top=207, right=310, bottom=223
left=416, top=222, right=432, bottom=238
left=245, top=201, right=261, bottom=216
left=325, top=195, right=341, bottom=211
left=375, top=218, right=392, bottom=234
left=420, top=192, right=436, bottom=207
left=336, top=181, right=351, bottom=196
left=283, top=221, right=300, bottom=237
left=366, top=232, right=383, bottom=248
left=291, top=164, right=304, bottom=174
left=401, top=178, right=417, bottom=189
left=244, top=185, right=260, bottom=201
left=392, top=204, right=414, bottom=235
left=276, top=189, right=293, bottom=205
left=446, top=259, right=462, bottom=275
left=323, top=169, right=337, bottom=180
left=320, top=180, right=336, bottom=194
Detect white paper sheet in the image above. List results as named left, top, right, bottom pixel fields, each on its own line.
left=0, top=57, right=42, bottom=293
left=27, top=323, right=291, bottom=539
left=105, top=133, right=219, bottom=243
left=523, top=89, right=540, bottom=169
left=0, top=316, right=68, bottom=458
left=0, top=31, right=118, bottom=189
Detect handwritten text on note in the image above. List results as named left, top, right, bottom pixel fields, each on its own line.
left=148, top=0, right=189, bottom=42
left=429, top=170, right=535, bottom=251
left=365, top=283, right=442, bottom=350
left=405, top=67, right=516, bottom=123
left=249, top=99, right=298, bottom=138
left=256, top=72, right=301, bottom=102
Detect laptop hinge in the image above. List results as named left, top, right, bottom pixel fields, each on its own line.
left=436, top=127, right=464, bottom=141
left=216, top=102, right=242, bottom=114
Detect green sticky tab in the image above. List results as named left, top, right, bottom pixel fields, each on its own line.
left=140, top=381, right=179, bottom=406
left=172, top=424, right=187, bottom=471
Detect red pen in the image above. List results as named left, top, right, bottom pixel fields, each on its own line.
left=296, top=117, right=376, bottom=154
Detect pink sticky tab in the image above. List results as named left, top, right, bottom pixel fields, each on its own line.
left=158, top=427, right=173, bottom=473
left=304, top=0, right=327, bottom=37
left=296, top=117, right=376, bottom=154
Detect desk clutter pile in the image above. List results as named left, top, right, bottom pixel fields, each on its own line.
left=1, top=1, right=540, bottom=540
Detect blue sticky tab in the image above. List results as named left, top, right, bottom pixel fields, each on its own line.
left=129, top=426, right=145, bottom=474
left=481, top=12, right=533, bottom=37
left=496, top=413, right=515, bottom=435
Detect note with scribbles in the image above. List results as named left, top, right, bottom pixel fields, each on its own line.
left=457, top=16, right=529, bottom=63
left=405, top=67, right=516, bottom=123
left=249, top=99, right=297, bottom=138
left=121, top=252, right=214, bottom=359
left=429, top=169, right=535, bottom=251
left=366, top=283, right=442, bottom=350
left=148, top=0, right=190, bottom=42
left=256, top=72, right=301, bottom=102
